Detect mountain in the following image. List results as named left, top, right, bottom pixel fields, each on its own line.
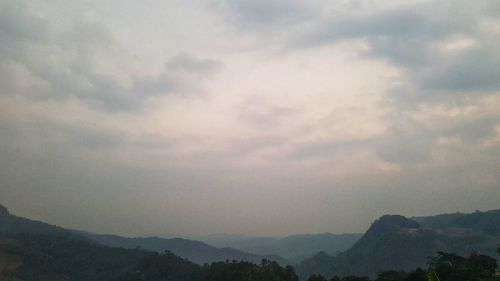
left=200, top=232, right=361, bottom=262
left=296, top=210, right=500, bottom=279
left=0, top=232, right=203, bottom=281
left=0, top=213, right=297, bottom=281
left=77, top=232, right=289, bottom=265
left=415, top=209, right=500, bottom=235
left=0, top=204, right=85, bottom=240
left=0, top=206, right=203, bottom=281
left=0, top=204, right=288, bottom=266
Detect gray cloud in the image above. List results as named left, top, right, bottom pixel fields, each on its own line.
left=0, top=1, right=221, bottom=112
left=288, top=0, right=500, bottom=99
left=215, top=0, right=500, bottom=103
left=418, top=47, right=500, bottom=92
left=166, top=53, right=222, bottom=75
left=215, top=0, right=316, bottom=37
left=0, top=1, right=48, bottom=44
left=2, top=0, right=500, bottom=237
left=301, top=8, right=453, bottom=47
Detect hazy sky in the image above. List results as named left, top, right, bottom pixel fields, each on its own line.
left=1, top=0, right=500, bottom=237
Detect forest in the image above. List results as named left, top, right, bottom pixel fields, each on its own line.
left=1, top=232, right=499, bottom=281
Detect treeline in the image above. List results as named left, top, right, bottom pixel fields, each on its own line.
left=204, top=259, right=298, bottom=281
left=306, top=250, right=500, bottom=281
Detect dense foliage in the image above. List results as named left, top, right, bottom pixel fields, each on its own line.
left=0, top=233, right=299, bottom=281
left=307, top=274, right=369, bottom=281
left=301, top=251, right=500, bottom=281
left=0, top=233, right=202, bottom=281
left=204, top=259, right=298, bottom=281
left=375, top=251, right=499, bottom=281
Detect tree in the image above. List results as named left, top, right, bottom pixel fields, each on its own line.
left=376, top=270, right=408, bottom=281
left=405, top=268, right=426, bottom=281
left=341, top=276, right=370, bottom=281
left=329, top=276, right=341, bottom=281
left=427, top=251, right=498, bottom=281
left=308, top=274, right=328, bottom=281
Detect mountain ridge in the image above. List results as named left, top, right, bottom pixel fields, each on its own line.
left=296, top=209, right=500, bottom=279
left=0, top=204, right=288, bottom=266
left=200, top=232, right=362, bottom=262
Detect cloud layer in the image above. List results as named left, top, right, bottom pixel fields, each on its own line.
left=1, top=0, right=499, bottom=237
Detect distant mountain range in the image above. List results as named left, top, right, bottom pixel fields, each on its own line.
left=2, top=204, right=500, bottom=280
left=296, top=210, right=500, bottom=279
left=76, top=231, right=289, bottom=265
left=199, top=232, right=362, bottom=262
left=0, top=205, right=287, bottom=265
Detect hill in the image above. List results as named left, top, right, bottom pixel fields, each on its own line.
left=296, top=210, right=500, bottom=279
left=0, top=204, right=288, bottom=266
left=200, top=232, right=361, bottom=262
left=0, top=232, right=299, bottom=281
left=0, top=232, right=203, bottom=281
left=0, top=205, right=86, bottom=240
left=77, top=232, right=289, bottom=265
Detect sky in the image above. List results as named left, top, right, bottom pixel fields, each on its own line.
left=1, top=0, right=500, bottom=237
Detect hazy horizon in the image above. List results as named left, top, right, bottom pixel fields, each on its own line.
left=1, top=200, right=498, bottom=238
left=1, top=0, right=500, bottom=238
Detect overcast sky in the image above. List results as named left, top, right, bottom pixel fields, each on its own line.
left=1, top=0, right=500, bottom=237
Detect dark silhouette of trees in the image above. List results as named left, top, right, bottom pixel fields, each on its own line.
left=2, top=232, right=499, bottom=281
left=203, top=259, right=299, bottom=281
left=308, top=274, right=328, bottom=281
left=427, top=251, right=497, bottom=281
left=377, top=251, right=498, bottom=281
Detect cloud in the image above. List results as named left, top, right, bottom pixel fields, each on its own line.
left=212, top=0, right=325, bottom=46
left=219, top=0, right=314, bottom=29
left=285, top=0, right=500, bottom=101
left=214, top=0, right=500, bottom=106
left=2, top=0, right=500, bottom=237
left=0, top=1, right=222, bottom=112
left=417, top=47, right=500, bottom=92
left=166, top=53, right=222, bottom=75
left=238, top=95, right=299, bottom=129
left=0, top=1, right=48, bottom=44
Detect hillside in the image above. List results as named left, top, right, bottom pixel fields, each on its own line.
left=296, top=210, right=500, bottom=279
left=415, top=210, right=500, bottom=235
left=0, top=205, right=85, bottom=240
left=78, top=232, right=289, bottom=265
left=0, top=233, right=299, bottom=281
left=0, top=205, right=287, bottom=266
left=0, top=232, right=203, bottom=281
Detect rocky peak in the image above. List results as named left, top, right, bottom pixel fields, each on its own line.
left=365, top=215, right=420, bottom=237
